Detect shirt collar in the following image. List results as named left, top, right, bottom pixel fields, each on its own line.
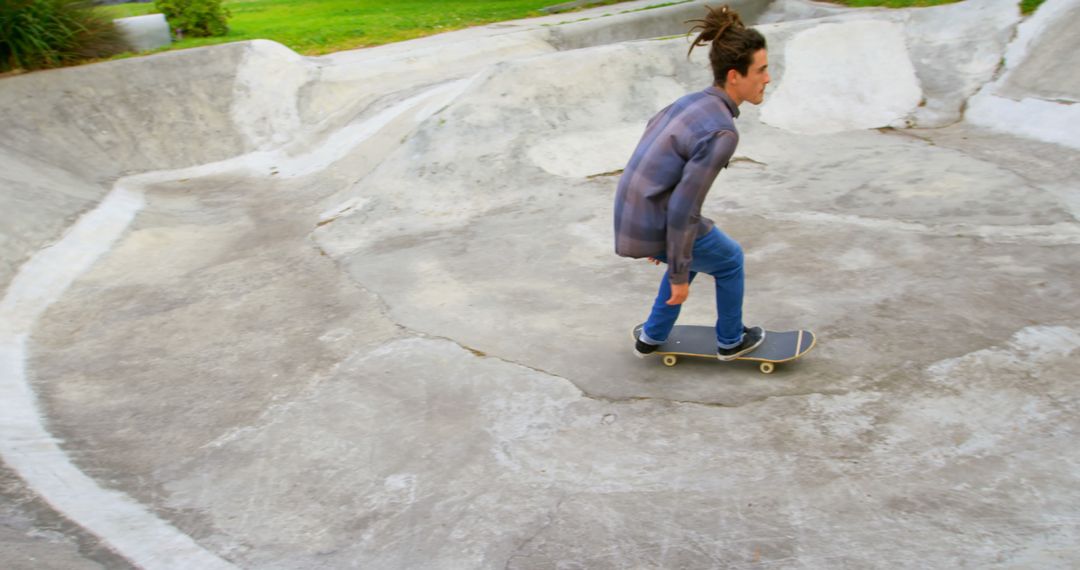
left=705, top=85, right=740, bottom=119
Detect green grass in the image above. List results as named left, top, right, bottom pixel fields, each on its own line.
left=1020, top=0, right=1045, bottom=13
left=89, top=0, right=1051, bottom=62
left=825, top=0, right=1045, bottom=12
left=823, top=0, right=960, bottom=7
left=94, top=0, right=639, bottom=56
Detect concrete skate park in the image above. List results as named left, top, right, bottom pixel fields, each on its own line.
left=2, top=0, right=1079, bottom=566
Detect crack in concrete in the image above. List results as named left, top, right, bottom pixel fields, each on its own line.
left=313, top=236, right=855, bottom=412
left=730, top=156, right=768, bottom=166
left=586, top=169, right=624, bottom=179
left=353, top=310, right=848, bottom=410
left=319, top=268, right=834, bottom=410
left=394, top=328, right=758, bottom=408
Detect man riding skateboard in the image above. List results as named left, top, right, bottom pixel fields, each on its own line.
left=613, top=4, right=771, bottom=361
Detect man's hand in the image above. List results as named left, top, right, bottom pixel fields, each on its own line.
left=667, top=282, right=689, bottom=305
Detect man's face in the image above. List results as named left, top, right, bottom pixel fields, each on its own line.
left=729, top=49, right=770, bottom=105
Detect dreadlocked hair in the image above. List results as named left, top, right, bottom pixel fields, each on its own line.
left=686, top=4, right=767, bottom=87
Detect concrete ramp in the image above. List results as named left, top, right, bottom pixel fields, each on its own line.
left=998, top=0, right=1080, bottom=103
left=3, top=1, right=1080, bottom=568
left=759, top=18, right=923, bottom=133
left=758, top=0, right=1019, bottom=132
left=0, top=43, right=250, bottom=290
left=967, top=0, right=1080, bottom=149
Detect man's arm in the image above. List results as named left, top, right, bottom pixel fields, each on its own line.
left=663, top=130, right=739, bottom=304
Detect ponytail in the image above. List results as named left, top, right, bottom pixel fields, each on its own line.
left=686, top=5, right=767, bottom=87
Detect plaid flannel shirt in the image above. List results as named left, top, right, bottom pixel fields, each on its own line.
left=613, top=86, right=740, bottom=284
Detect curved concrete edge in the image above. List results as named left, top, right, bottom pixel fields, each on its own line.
left=758, top=0, right=856, bottom=23
left=302, top=1, right=762, bottom=122
left=965, top=0, right=1080, bottom=150
left=0, top=186, right=236, bottom=569
left=0, top=37, right=439, bottom=294
left=231, top=40, right=315, bottom=151
left=759, top=19, right=923, bottom=134
left=966, top=90, right=1080, bottom=151
left=901, top=0, right=1019, bottom=128
left=756, top=0, right=1020, bottom=133
left=0, top=42, right=250, bottom=289
left=3, top=2, right=1079, bottom=563
left=1001, top=0, right=1077, bottom=80
left=0, top=0, right=759, bottom=296
left=544, top=0, right=773, bottom=51
left=0, top=77, right=474, bottom=568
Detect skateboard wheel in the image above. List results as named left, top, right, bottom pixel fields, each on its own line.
left=759, top=362, right=775, bottom=374
left=662, top=355, right=678, bottom=367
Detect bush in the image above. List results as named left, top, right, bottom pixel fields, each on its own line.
left=154, top=0, right=230, bottom=39
left=0, top=0, right=131, bottom=72
left=1020, top=0, right=1045, bottom=14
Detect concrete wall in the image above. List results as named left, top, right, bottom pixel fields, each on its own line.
left=545, top=0, right=774, bottom=51
left=0, top=45, right=251, bottom=290
left=0, top=0, right=1056, bottom=295
left=0, top=0, right=778, bottom=322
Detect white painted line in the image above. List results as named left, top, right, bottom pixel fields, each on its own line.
left=0, top=77, right=474, bottom=568
left=0, top=187, right=237, bottom=569
left=278, top=77, right=475, bottom=178
left=1, top=186, right=142, bottom=332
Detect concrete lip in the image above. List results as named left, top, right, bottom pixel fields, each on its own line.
left=2, top=0, right=1079, bottom=567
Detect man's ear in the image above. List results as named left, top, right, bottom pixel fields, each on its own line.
left=726, top=68, right=740, bottom=86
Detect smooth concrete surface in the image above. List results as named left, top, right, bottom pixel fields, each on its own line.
left=966, top=0, right=1080, bottom=149
left=759, top=19, right=924, bottom=133
left=2, top=0, right=1079, bottom=568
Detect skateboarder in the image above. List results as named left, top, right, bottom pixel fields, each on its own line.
left=613, top=4, right=770, bottom=360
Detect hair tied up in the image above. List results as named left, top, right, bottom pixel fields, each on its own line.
left=686, top=4, right=745, bottom=57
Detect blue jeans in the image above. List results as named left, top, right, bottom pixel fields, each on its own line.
left=640, top=227, right=746, bottom=349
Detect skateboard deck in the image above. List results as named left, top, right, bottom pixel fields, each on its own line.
left=634, top=324, right=816, bottom=374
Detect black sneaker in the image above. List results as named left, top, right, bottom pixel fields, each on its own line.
left=717, top=326, right=765, bottom=361
left=633, top=324, right=659, bottom=358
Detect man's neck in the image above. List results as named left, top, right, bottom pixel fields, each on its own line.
left=719, top=82, right=743, bottom=107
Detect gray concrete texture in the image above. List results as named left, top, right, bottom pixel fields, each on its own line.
left=1, top=0, right=1079, bottom=567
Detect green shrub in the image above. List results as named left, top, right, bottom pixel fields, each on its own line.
left=1020, top=0, right=1045, bottom=14
left=0, top=0, right=131, bottom=72
left=154, top=0, right=230, bottom=38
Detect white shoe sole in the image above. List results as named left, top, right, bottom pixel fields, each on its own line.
left=717, top=330, right=766, bottom=361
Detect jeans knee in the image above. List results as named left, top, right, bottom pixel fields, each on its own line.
left=730, top=242, right=744, bottom=267
left=711, top=243, right=743, bottom=279
left=695, top=229, right=745, bottom=274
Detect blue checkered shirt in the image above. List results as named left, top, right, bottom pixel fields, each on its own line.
left=613, top=86, right=740, bottom=284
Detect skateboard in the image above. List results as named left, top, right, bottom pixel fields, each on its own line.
left=633, top=324, right=816, bottom=374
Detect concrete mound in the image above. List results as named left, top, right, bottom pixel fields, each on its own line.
left=2, top=1, right=1079, bottom=568
left=758, top=0, right=1018, bottom=132
left=967, top=0, right=1080, bottom=149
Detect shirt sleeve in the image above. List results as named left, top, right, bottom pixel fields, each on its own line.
left=665, top=130, right=738, bottom=284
